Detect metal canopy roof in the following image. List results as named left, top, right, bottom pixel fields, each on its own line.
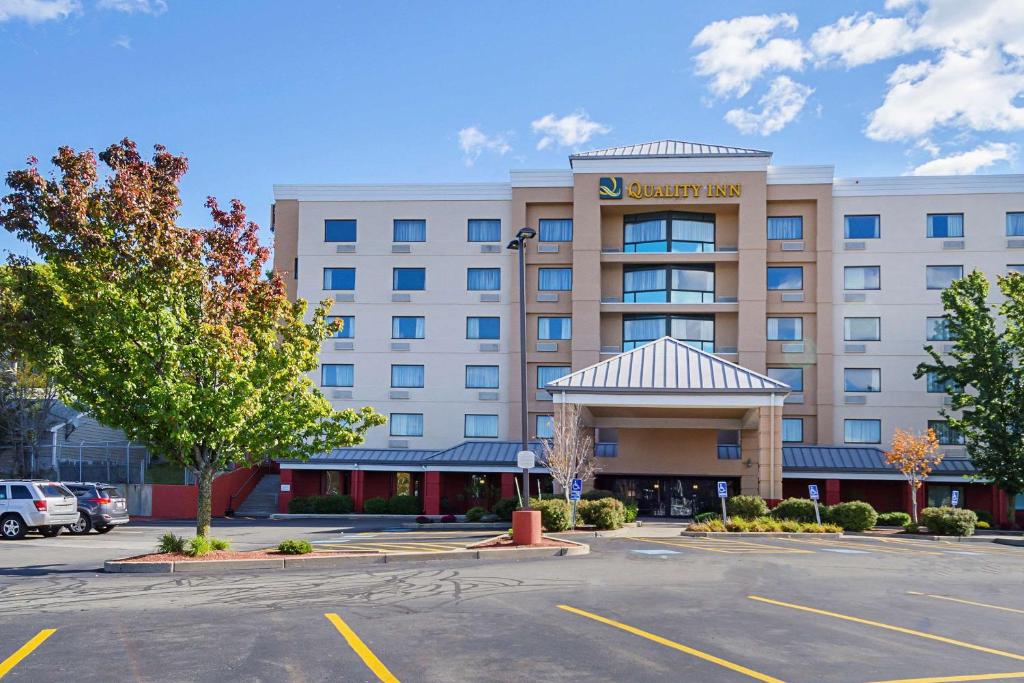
left=570, top=140, right=772, bottom=161
left=305, top=448, right=439, bottom=464
left=783, top=446, right=977, bottom=475
left=428, top=441, right=546, bottom=466
left=546, top=337, right=790, bottom=394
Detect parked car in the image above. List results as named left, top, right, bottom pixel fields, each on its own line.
left=0, top=480, right=81, bottom=540
left=62, top=482, right=130, bottom=534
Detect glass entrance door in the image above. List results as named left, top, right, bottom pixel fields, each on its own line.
left=598, top=476, right=738, bottom=518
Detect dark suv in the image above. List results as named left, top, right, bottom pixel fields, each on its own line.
left=63, top=482, right=130, bottom=534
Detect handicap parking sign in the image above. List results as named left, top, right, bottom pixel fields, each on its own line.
left=951, top=489, right=960, bottom=507
left=569, top=479, right=583, bottom=502
left=808, top=484, right=820, bottom=501
left=717, top=481, right=728, bottom=498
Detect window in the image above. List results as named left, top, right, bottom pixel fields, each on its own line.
left=623, top=212, right=715, bottom=253
left=926, top=371, right=957, bottom=393
left=467, top=219, right=501, bottom=242
left=623, top=314, right=714, bottom=352
left=538, top=218, right=573, bottom=242
left=537, top=365, right=571, bottom=388
left=782, top=418, right=804, bottom=443
left=392, top=316, right=425, bottom=339
left=293, top=257, right=298, bottom=280
left=10, top=485, right=32, bottom=500
left=844, top=368, right=881, bottom=392
left=845, top=419, right=881, bottom=444
left=929, top=420, right=965, bottom=446
left=467, top=268, right=500, bottom=291
left=539, top=268, right=572, bottom=291
left=624, top=265, right=714, bottom=303
left=465, top=365, right=499, bottom=389
left=391, top=365, right=424, bottom=388
left=844, top=266, right=880, bottom=290
left=767, top=367, right=803, bottom=391
left=323, top=268, right=355, bottom=290
left=326, top=315, right=354, bottom=339
left=767, top=216, right=803, bottom=240
left=927, top=213, right=964, bottom=238
left=845, top=215, right=880, bottom=239
left=1007, top=212, right=1024, bottom=236
left=538, top=316, right=572, bottom=340
left=466, top=317, right=500, bottom=339
left=393, top=268, right=425, bottom=291
left=1009, top=264, right=1024, bottom=274
left=844, top=317, right=880, bottom=341
left=536, top=415, right=555, bottom=439
left=927, top=485, right=963, bottom=509
left=390, top=413, right=423, bottom=437
left=393, top=219, right=426, bottom=242
left=321, top=364, right=353, bottom=387
left=926, top=316, right=954, bottom=341
left=767, top=317, right=802, bottom=341
left=464, top=414, right=498, bottom=438
left=926, top=265, right=963, bottom=290
left=325, top=219, right=356, bottom=242
left=767, top=266, right=803, bottom=290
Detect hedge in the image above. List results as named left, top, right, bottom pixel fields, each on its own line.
left=770, top=498, right=819, bottom=523
left=363, top=497, right=388, bottom=514
left=465, top=506, right=485, bottom=522
left=827, top=501, right=878, bottom=531
left=726, top=495, right=769, bottom=519
left=578, top=498, right=625, bottom=530
left=288, top=494, right=354, bottom=514
left=921, top=506, right=977, bottom=536
left=530, top=498, right=571, bottom=532
left=492, top=498, right=517, bottom=521
left=387, top=494, right=420, bottom=515
left=876, top=511, right=911, bottom=527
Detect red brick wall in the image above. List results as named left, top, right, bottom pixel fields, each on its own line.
left=841, top=480, right=904, bottom=513
left=150, top=466, right=260, bottom=519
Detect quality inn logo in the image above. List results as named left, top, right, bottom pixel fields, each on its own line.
left=599, top=176, right=622, bottom=200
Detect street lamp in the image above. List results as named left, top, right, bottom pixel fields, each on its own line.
left=507, top=226, right=536, bottom=510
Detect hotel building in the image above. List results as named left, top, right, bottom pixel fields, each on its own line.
left=271, top=140, right=1024, bottom=524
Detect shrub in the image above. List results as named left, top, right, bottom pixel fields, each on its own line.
left=921, top=506, right=977, bottom=536
left=828, top=501, right=878, bottom=531
left=492, top=498, right=517, bottom=522
left=687, top=519, right=726, bottom=532
left=387, top=494, right=420, bottom=515
left=804, top=522, right=843, bottom=533
left=415, top=515, right=432, bottom=524
left=779, top=519, right=802, bottom=533
left=581, top=489, right=616, bottom=501
left=530, top=498, right=571, bottom=532
left=157, top=532, right=186, bottom=554
left=312, top=494, right=354, bottom=514
left=185, top=536, right=212, bottom=557
left=976, top=520, right=991, bottom=529
left=209, top=538, right=230, bottom=551
left=876, top=511, right=911, bottom=527
left=694, top=511, right=719, bottom=524
left=771, top=498, right=819, bottom=523
left=973, top=509, right=995, bottom=525
left=581, top=498, right=626, bottom=530
left=465, top=506, right=485, bottom=522
left=726, top=518, right=751, bottom=532
left=287, top=496, right=314, bottom=514
left=747, top=516, right=783, bottom=532
left=726, top=495, right=769, bottom=520
left=623, top=502, right=638, bottom=524
left=440, top=514, right=457, bottom=523
left=362, top=497, right=388, bottom=514
left=278, top=539, right=313, bottom=555
left=903, top=520, right=921, bottom=533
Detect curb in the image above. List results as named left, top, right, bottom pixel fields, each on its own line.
left=269, top=513, right=466, bottom=521
left=680, top=532, right=844, bottom=538
left=400, top=522, right=508, bottom=530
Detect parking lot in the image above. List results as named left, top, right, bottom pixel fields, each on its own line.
left=1, top=520, right=1023, bottom=682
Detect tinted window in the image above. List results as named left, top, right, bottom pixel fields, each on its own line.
left=467, top=268, right=500, bottom=291
left=325, top=219, right=356, bottom=242
left=844, top=368, right=881, bottom=392
left=100, top=487, right=122, bottom=499
left=767, top=216, right=802, bottom=240
left=464, top=414, right=499, bottom=438
left=466, top=317, right=500, bottom=339
left=844, top=266, right=880, bottom=290
left=926, top=265, right=963, bottom=290
left=393, top=219, right=426, bottom=242
left=327, top=315, right=354, bottom=339
left=782, top=418, right=803, bottom=443
left=390, top=413, right=424, bottom=437
left=538, top=317, right=571, bottom=340
left=392, top=316, right=425, bottom=339
left=10, top=485, right=32, bottom=500
left=322, top=364, right=354, bottom=387
left=0, top=487, right=7, bottom=500
left=845, top=215, right=880, bottom=239
left=845, top=317, right=880, bottom=341
left=538, top=219, right=573, bottom=242
left=537, top=366, right=571, bottom=388
left=323, top=268, right=355, bottom=290
left=391, top=365, right=425, bottom=388
left=927, top=214, right=963, bottom=238
left=465, top=365, right=499, bottom=389
left=926, top=316, right=954, bottom=341
left=538, top=268, right=572, bottom=291
left=767, top=317, right=802, bottom=341
left=845, top=419, right=881, bottom=444
left=467, top=219, right=501, bottom=242
left=767, top=267, right=803, bottom=290
left=767, top=367, right=803, bottom=391
left=393, top=268, right=426, bottom=290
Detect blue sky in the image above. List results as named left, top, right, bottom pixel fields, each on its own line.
left=3, top=0, right=1023, bottom=258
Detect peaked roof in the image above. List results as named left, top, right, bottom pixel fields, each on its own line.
left=570, top=140, right=772, bottom=161
left=546, top=337, right=790, bottom=394
left=784, top=445, right=977, bottom=475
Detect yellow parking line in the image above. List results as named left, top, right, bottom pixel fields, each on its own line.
left=880, top=538, right=1022, bottom=555
left=748, top=596, right=1024, bottom=662
left=635, top=538, right=811, bottom=554
left=557, top=605, right=785, bottom=683
left=365, top=542, right=460, bottom=552
left=325, top=613, right=399, bottom=683
left=907, top=591, right=1024, bottom=615
left=784, top=537, right=939, bottom=555
left=868, top=672, right=1024, bottom=682
left=0, top=629, right=56, bottom=679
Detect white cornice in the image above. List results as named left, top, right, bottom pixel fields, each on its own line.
left=833, top=174, right=1024, bottom=197
left=570, top=157, right=770, bottom=174
left=509, top=170, right=573, bottom=187
left=273, top=183, right=512, bottom=202
left=767, top=165, right=835, bottom=185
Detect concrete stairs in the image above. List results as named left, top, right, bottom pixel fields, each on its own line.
left=235, top=473, right=280, bottom=517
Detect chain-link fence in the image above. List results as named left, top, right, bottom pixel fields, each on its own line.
left=19, top=443, right=152, bottom=484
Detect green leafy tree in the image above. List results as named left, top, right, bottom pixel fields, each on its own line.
left=0, top=140, right=385, bottom=535
left=916, top=270, right=1024, bottom=527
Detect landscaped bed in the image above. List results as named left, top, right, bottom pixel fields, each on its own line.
left=468, top=534, right=580, bottom=549
left=118, top=549, right=376, bottom=563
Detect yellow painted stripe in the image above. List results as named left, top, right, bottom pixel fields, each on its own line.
left=786, top=537, right=940, bottom=555
left=637, top=538, right=811, bottom=554
left=748, top=596, right=1024, bottom=662
left=868, top=672, right=1024, bottom=683
left=557, top=605, right=785, bottom=683
left=324, top=613, right=399, bottom=683
left=0, top=629, right=56, bottom=679
left=907, top=592, right=1024, bottom=615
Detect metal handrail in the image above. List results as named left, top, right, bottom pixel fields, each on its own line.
left=225, top=465, right=264, bottom=516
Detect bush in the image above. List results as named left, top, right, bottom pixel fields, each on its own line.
left=725, top=518, right=751, bottom=532
left=828, top=501, right=878, bottom=531
left=903, top=519, right=921, bottom=533
left=623, top=502, right=638, bottom=524
left=770, top=498, right=819, bottom=523
left=492, top=498, right=517, bottom=522
left=415, top=515, right=432, bottom=524
left=687, top=519, right=726, bottom=532
left=976, top=520, right=990, bottom=529
left=806, top=522, right=843, bottom=533
left=387, top=494, right=420, bottom=515
left=209, top=538, right=230, bottom=551
left=747, top=516, right=783, bottom=532
left=441, top=514, right=456, bottom=523
left=921, top=506, right=977, bottom=536
left=278, top=539, right=313, bottom=555
left=185, top=536, right=215, bottom=557
left=581, top=489, right=616, bottom=501
left=530, top=498, right=571, bottom=532
left=287, top=496, right=313, bottom=514
left=876, top=511, right=911, bottom=527
left=694, top=511, right=719, bottom=524
left=157, top=532, right=186, bottom=554
left=313, top=494, right=354, bottom=514
left=465, top=506, right=485, bottom=522
left=580, top=498, right=626, bottom=530
left=973, top=509, right=995, bottom=525
left=779, top=519, right=802, bottom=533
left=726, top=495, right=769, bottom=519
left=363, top=497, right=388, bottom=514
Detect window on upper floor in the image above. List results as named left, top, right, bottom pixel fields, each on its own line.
left=844, top=317, right=880, bottom=341
left=390, top=413, right=423, bottom=437
left=321, top=364, right=353, bottom=387
left=623, top=314, right=714, bottom=352
left=467, top=219, right=501, bottom=242
left=716, top=429, right=740, bottom=460
left=391, top=364, right=424, bottom=388
left=293, top=258, right=298, bottom=280
left=1009, top=264, right=1024, bottom=274
left=538, top=219, right=573, bottom=242
left=767, top=216, right=803, bottom=240
left=466, top=316, right=500, bottom=339
left=844, top=215, right=880, bottom=239
left=624, top=265, right=715, bottom=303
left=767, top=266, right=803, bottom=290
left=1007, top=212, right=1024, bottom=236
left=536, top=415, right=555, bottom=439
left=325, top=219, right=357, bottom=242
left=929, top=420, right=965, bottom=446
left=538, top=268, right=572, bottom=291
left=465, top=365, right=499, bottom=389
left=782, top=418, right=804, bottom=443
left=845, top=419, right=881, bottom=444
left=392, top=316, right=425, bottom=339
left=538, top=316, right=572, bottom=340
left=927, top=213, right=964, bottom=238
left=393, top=219, right=426, bottom=242
left=624, top=212, right=715, bottom=253
left=326, top=315, right=354, bottom=339
left=926, top=371, right=958, bottom=393
left=844, top=368, right=881, bottom=393
left=467, top=268, right=501, bottom=291
left=767, top=367, right=803, bottom=391
left=926, top=316, right=955, bottom=341
left=844, top=266, right=880, bottom=290
left=926, top=265, right=963, bottom=290
left=323, top=268, right=355, bottom=290
left=767, top=317, right=802, bottom=341
left=393, top=267, right=426, bottom=290
left=464, top=414, right=498, bottom=438
left=537, top=365, right=571, bottom=388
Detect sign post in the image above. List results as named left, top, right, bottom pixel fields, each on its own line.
left=717, top=481, right=729, bottom=523
left=950, top=489, right=960, bottom=508
left=808, top=484, right=821, bottom=524
left=569, top=479, right=583, bottom=529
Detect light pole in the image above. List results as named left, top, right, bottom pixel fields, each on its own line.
left=507, top=226, right=536, bottom=510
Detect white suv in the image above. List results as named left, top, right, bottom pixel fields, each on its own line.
left=0, top=480, right=81, bottom=540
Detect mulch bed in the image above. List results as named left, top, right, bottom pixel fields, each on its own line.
left=470, top=534, right=578, bottom=549
left=119, top=549, right=377, bottom=563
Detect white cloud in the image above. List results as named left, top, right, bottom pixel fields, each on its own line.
left=457, top=126, right=511, bottom=166
left=724, top=76, right=813, bottom=135
left=909, top=141, right=1016, bottom=174
left=692, top=14, right=809, bottom=98
left=112, top=34, right=131, bottom=48
left=810, top=12, right=916, bottom=67
left=97, top=0, right=166, bottom=14
left=0, top=0, right=79, bottom=22
left=531, top=111, right=610, bottom=150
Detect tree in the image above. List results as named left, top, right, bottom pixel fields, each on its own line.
left=0, top=140, right=385, bottom=535
left=541, top=403, right=597, bottom=503
left=0, top=347, right=60, bottom=478
left=884, top=428, right=943, bottom=524
left=915, top=270, right=1024, bottom=527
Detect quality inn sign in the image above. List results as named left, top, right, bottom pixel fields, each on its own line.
left=599, top=176, right=741, bottom=200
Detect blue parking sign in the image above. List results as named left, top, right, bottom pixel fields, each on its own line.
left=717, top=481, right=728, bottom=498
left=569, top=479, right=583, bottom=502
left=808, top=484, right=819, bottom=501
left=951, top=489, right=960, bottom=508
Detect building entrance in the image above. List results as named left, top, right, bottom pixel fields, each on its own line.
left=596, top=475, right=740, bottom=518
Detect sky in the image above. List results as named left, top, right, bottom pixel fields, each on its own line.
left=2, top=0, right=1024, bottom=258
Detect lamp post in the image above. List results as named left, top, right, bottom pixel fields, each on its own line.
left=507, top=226, right=536, bottom=510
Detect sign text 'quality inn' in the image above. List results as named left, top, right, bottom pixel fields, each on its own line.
left=599, top=176, right=741, bottom=200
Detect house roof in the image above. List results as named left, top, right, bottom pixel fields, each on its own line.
left=428, top=441, right=547, bottom=466
left=783, top=446, right=977, bottom=475
left=306, top=448, right=439, bottom=464
left=546, top=337, right=790, bottom=394
left=570, top=140, right=772, bottom=161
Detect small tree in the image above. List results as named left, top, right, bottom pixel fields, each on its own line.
left=541, top=402, right=597, bottom=503
left=0, top=349, right=60, bottom=477
left=885, top=428, right=944, bottom=524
